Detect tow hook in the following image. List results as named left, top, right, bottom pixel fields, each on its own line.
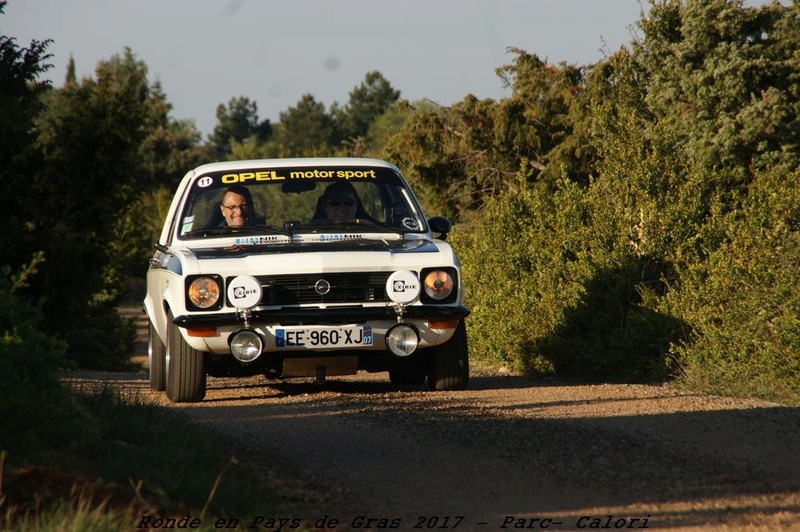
left=315, top=366, right=326, bottom=386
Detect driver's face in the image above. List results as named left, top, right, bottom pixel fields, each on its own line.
left=220, top=192, right=250, bottom=227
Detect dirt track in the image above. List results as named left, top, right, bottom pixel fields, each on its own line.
left=69, top=365, right=800, bottom=531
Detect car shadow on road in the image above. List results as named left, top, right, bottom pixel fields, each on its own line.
left=182, top=375, right=800, bottom=529
left=199, top=373, right=553, bottom=401
left=84, top=368, right=800, bottom=527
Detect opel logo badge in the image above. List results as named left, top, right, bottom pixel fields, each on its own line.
left=314, top=279, right=331, bottom=295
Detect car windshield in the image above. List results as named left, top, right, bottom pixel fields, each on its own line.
left=176, top=164, right=427, bottom=240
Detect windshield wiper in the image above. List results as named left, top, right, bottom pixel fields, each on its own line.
left=182, top=226, right=237, bottom=237
left=310, top=219, right=400, bottom=232
left=182, top=224, right=292, bottom=238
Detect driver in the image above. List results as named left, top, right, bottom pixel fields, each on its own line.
left=219, top=185, right=254, bottom=227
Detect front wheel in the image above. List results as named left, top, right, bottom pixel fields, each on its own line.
left=427, top=319, right=469, bottom=391
left=148, top=320, right=166, bottom=391
left=165, top=311, right=206, bottom=402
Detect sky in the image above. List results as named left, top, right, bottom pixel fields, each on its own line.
left=6, top=1, right=652, bottom=138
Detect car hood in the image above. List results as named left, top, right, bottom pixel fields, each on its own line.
left=171, top=236, right=457, bottom=278
left=189, top=237, right=440, bottom=259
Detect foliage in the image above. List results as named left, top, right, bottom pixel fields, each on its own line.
left=0, top=254, right=74, bottom=452
left=23, top=48, right=160, bottom=366
left=334, top=70, right=401, bottom=142
left=251, top=72, right=403, bottom=158
left=139, top=110, right=211, bottom=191
left=0, top=0, right=50, bottom=172
left=3, top=0, right=800, bottom=404
left=269, top=93, right=335, bottom=157
left=454, top=171, right=683, bottom=381
left=0, top=32, right=201, bottom=368
left=1, top=387, right=288, bottom=530
left=365, top=101, right=412, bottom=153
left=209, top=96, right=271, bottom=160
left=383, top=49, right=594, bottom=222
left=451, top=173, right=584, bottom=374
left=451, top=0, right=800, bottom=401
left=636, top=0, right=800, bottom=181
left=667, top=166, right=800, bottom=403
left=0, top=0, right=52, bottom=277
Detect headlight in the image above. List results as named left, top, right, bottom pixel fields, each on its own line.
left=422, top=269, right=454, bottom=301
left=187, top=276, right=221, bottom=309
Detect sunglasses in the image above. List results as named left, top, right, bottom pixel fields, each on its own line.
left=326, top=198, right=355, bottom=207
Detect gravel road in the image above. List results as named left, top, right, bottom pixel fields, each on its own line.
left=70, top=365, right=800, bottom=531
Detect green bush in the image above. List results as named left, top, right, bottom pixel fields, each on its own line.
left=452, top=173, right=585, bottom=374
left=454, top=159, right=800, bottom=402
left=0, top=254, right=76, bottom=451
left=453, top=167, right=683, bottom=381
left=668, top=166, right=800, bottom=403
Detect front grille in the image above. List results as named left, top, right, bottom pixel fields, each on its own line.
left=228, top=272, right=392, bottom=306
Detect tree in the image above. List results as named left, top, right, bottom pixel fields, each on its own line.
left=383, top=50, right=593, bottom=222
left=634, top=0, right=800, bottom=183
left=0, top=0, right=52, bottom=269
left=0, top=2, right=76, bottom=446
left=270, top=93, right=335, bottom=156
left=0, top=254, right=73, bottom=450
left=335, top=71, right=400, bottom=142
left=11, top=47, right=213, bottom=368
left=0, top=2, right=51, bottom=164
left=209, top=96, right=271, bottom=159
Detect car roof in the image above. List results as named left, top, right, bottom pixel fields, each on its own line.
left=190, top=157, right=400, bottom=175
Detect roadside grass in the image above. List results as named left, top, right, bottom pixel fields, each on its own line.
left=0, top=385, right=291, bottom=531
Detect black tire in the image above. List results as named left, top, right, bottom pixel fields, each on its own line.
left=389, top=354, right=427, bottom=386
left=148, top=320, right=166, bottom=391
left=165, top=312, right=206, bottom=403
left=427, top=319, right=469, bottom=391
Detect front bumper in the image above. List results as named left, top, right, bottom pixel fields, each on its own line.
left=173, top=304, right=470, bottom=329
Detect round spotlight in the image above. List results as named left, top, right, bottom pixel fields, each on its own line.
left=386, top=270, right=420, bottom=304
left=227, top=275, right=263, bottom=310
left=230, top=329, right=263, bottom=363
left=385, top=324, right=419, bottom=357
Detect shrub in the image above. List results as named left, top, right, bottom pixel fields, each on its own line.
left=668, top=166, right=800, bottom=404
left=0, top=254, right=75, bottom=451
left=453, top=167, right=683, bottom=381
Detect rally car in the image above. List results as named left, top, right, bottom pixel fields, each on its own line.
left=144, top=158, right=469, bottom=402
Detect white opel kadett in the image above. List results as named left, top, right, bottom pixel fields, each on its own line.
left=144, top=158, right=469, bottom=402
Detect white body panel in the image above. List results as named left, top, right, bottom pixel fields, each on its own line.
left=144, top=157, right=468, bottom=383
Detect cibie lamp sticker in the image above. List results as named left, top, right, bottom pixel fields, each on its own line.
left=386, top=270, right=420, bottom=304
left=227, top=275, right=262, bottom=309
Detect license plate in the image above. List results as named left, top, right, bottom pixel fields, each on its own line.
left=275, top=325, right=373, bottom=349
